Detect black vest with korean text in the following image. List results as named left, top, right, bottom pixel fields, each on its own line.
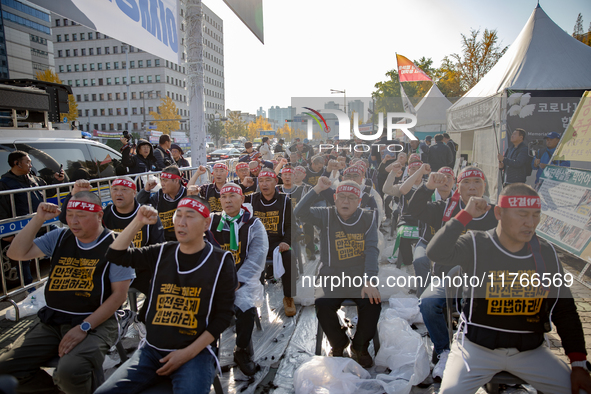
left=279, top=184, right=308, bottom=210
left=157, top=187, right=187, bottom=241
left=234, top=179, right=257, bottom=196
left=200, top=183, right=223, bottom=213
left=209, top=213, right=258, bottom=272
left=304, top=167, right=325, bottom=186
left=103, top=202, right=150, bottom=248
left=145, top=242, right=230, bottom=351
left=463, top=230, right=560, bottom=337
left=249, top=192, right=289, bottom=246
left=326, top=207, right=374, bottom=272
left=45, top=229, right=115, bottom=315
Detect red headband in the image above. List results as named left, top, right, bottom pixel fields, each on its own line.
left=336, top=184, right=361, bottom=198
left=343, top=166, right=364, bottom=177
left=281, top=167, right=293, bottom=174
left=295, top=166, right=307, bottom=175
left=177, top=198, right=210, bottom=217
left=438, top=167, right=455, bottom=179
left=409, top=153, right=421, bottom=162
left=67, top=200, right=102, bottom=212
left=160, top=172, right=181, bottom=180
left=112, top=179, right=136, bottom=191
left=213, top=163, right=228, bottom=171
left=498, top=195, right=541, bottom=209
left=457, top=169, right=485, bottom=183
left=258, top=170, right=277, bottom=179
left=236, top=162, right=249, bottom=170
left=220, top=185, right=243, bottom=195
left=408, top=161, right=423, bottom=170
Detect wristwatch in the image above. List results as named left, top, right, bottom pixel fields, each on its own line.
left=572, top=360, right=591, bottom=371
left=80, top=321, right=92, bottom=333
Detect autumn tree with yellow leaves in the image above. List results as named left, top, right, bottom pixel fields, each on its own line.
left=246, top=116, right=273, bottom=141
left=149, top=97, right=181, bottom=134
left=35, top=69, right=78, bottom=123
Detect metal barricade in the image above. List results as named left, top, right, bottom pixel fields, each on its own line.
left=0, top=158, right=239, bottom=320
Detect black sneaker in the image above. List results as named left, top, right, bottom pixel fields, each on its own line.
left=234, top=346, right=257, bottom=376
left=116, top=309, right=136, bottom=338
left=329, top=338, right=350, bottom=357
left=351, top=347, right=373, bottom=368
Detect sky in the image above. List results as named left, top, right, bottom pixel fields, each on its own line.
left=200, top=0, right=591, bottom=115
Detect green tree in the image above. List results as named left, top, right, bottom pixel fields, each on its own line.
left=225, top=111, right=247, bottom=139
left=207, top=113, right=226, bottom=145
left=35, top=69, right=78, bottom=123
left=149, top=97, right=181, bottom=134
left=433, top=56, right=465, bottom=100
left=449, top=28, right=507, bottom=93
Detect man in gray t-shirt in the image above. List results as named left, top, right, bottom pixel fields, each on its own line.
left=0, top=191, right=134, bottom=394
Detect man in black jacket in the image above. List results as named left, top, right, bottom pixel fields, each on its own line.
left=442, top=133, right=457, bottom=169
left=499, top=128, right=530, bottom=186
left=120, top=138, right=157, bottom=175
left=427, top=134, right=453, bottom=172
left=153, top=134, right=174, bottom=170
left=427, top=183, right=591, bottom=393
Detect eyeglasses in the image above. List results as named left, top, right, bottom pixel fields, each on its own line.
left=336, top=194, right=360, bottom=202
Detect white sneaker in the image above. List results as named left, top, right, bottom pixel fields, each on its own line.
left=432, top=349, right=450, bottom=380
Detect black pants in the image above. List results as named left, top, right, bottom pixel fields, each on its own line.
left=315, top=297, right=381, bottom=351
left=384, top=195, right=393, bottom=219
left=303, top=222, right=315, bottom=253
left=265, top=248, right=295, bottom=298
left=235, top=306, right=256, bottom=349
left=398, top=237, right=416, bottom=267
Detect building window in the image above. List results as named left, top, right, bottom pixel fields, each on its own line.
left=155, top=75, right=161, bottom=82
left=89, top=48, right=93, bottom=55
left=100, top=124, right=105, bottom=131
left=113, top=46, right=118, bottom=54
left=139, top=76, right=144, bottom=84
left=91, top=79, right=96, bottom=86
left=97, top=63, right=102, bottom=70
left=91, top=94, right=96, bottom=101
left=130, top=61, right=135, bottom=68
left=109, top=124, right=114, bottom=131
left=96, top=32, right=101, bottom=39
left=117, top=108, right=121, bottom=115
left=108, top=109, right=113, bottom=116
left=73, top=34, right=77, bottom=41
left=56, top=19, right=60, bottom=26
left=117, top=123, right=122, bottom=130
left=98, top=78, right=103, bottom=86
left=114, top=62, right=119, bottom=69
left=88, top=32, right=93, bottom=40
left=115, top=77, right=120, bottom=85
left=99, top=93, right=104, bottom=101
left=116, top=93, right=120, bottom=100
left=131, top=92, right=136, bottom=99
left=57, top=35, right=61, bottom=42
left=166, top=76, right=169, bottom=83
left=155, top=59, right=160, bottom=67
left=74, top=64, right=79, bottom=72
left=138, top=60, right=143, bottom=68
left=82, top=64, right=87, bottom=71
left=122, top=61, right=126, bottom=69
left=106, top=78, right=111, bottom=85
left=65, top=50, right=70, bottom=57
left=80, top=33, right=85, bottom=40
left=81, top=48, right=86, bottom=56
left=85, top=109, right=89, bottom=117
left=96, top=47, right=101, bottom=55
left=83, top=79, right=88, bottom=86
left=107, top=93, right=112, bottom=100
left=64, top=34, right=69, bottom=42
left=124, top=106, right=128, bottom=113
left=105, top=47, right=110, bottom=54
left=100, top=109, right=105, bottom=116
left=156, top=91, right=161, bottom=98
left=58, top=65, right=64, bottom=73
left=130, top=76, right=135, bottom=84
left=67, top=80, right=72, bottom=86
left=133, top=123, right=138, bottom=130
left=132, top=108, right=137, bottom=115
left=146, top=60, right=151, bottom=67
left=147, top=75, right=152, bottom=83
left=73, top=49, right=78, bottom=56
left=75, top=80, right=80, bottom=87
left=106, top=62, right=110, bottom=70
left=123, top=77, right=127, bottom=84
left=84, top=94, right=89, bottom=101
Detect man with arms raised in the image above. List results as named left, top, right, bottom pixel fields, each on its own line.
left=234, top=162, right=257, bottom=195
left=209, top=183, right=268, bottom=376
left=138, top=165, right=187, bottom=241
left=295, top=177, right=381, bottom=368
left=428, top=184, right=591, bottom=394
left=408, top=166, right=498, bottom=380
left=0, top=192, right=133, bottom=394
left=96, top=196, right=237, bottom=394
left=245, top=170, right=295, bottom=317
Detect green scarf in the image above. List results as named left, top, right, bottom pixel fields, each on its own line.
left=216, top=211, right=242, bottom=251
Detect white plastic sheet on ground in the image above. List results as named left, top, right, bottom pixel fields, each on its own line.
left=5, top=284, right=45, bottom=321
left=387, top=291, right=423, bottom=324
left=294, top=356, right=372, bottom=394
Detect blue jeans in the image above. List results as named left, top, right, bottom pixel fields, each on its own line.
left=419, top=281, right=450, bottom=356
left=95, top=345, right=216, bottom=394
left=412, top=241, right=431, bottom=297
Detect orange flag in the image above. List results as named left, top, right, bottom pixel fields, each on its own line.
left=396, top=54, right=432, bottom=83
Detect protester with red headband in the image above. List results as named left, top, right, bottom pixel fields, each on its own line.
left=187, top=163, right=228, bottom=213
left=427, top=183, right=591, bottom=393
left=303, top=155, right=329, bottom=186
left=209, top=183, right=268, bottom=376
left=98, top=196, right=237, bottom=394
left=138, top=165, right=187, bottom=241
left=1, top=191, right=134, bottom=394
left=244, top=170, right=295, bottom=317
left=233, top=162, right=257, bottom=196
left=408, top=166, right=497, bottom=381
left=295, top=177, right=381, bottom=368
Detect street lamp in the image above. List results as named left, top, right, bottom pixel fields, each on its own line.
left=330, top=89, right=346, bottom=115
left=142, top=90, right=154, bottom=134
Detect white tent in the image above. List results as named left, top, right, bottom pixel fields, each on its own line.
left=447, top=4, right=591, bottom=200
left=412, top=84, right=452, bottom=133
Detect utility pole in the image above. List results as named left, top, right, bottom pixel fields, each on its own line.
left=124, top=46, right=131, bottom=133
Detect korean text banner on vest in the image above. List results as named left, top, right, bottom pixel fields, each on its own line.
left=30, top=0, right=181, bottom=64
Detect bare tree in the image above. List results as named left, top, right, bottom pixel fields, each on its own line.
left=573, top=13, right=584, bottom=40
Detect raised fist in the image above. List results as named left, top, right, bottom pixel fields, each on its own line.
left=144, top=180, right=158, bottom=192
left=37, top=202, right=61, bottom=221
left=136, top=205, right=159, bottom=225
left=187, top=185, right=200, bottom=196
left=72, top=179, right=91, bottom=195
left=426, top=172, right=447, bottom=190
left=197, top=166, right=208, bottom=176
left=242, top=176, right=254, bottom=188
left=314, top=176, right=332, bottom=192
left=421, top=163, right=432, bottom=175
left=464, top=197, right=491, bottom=218
left=385, top=162, right=402, bottom=173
